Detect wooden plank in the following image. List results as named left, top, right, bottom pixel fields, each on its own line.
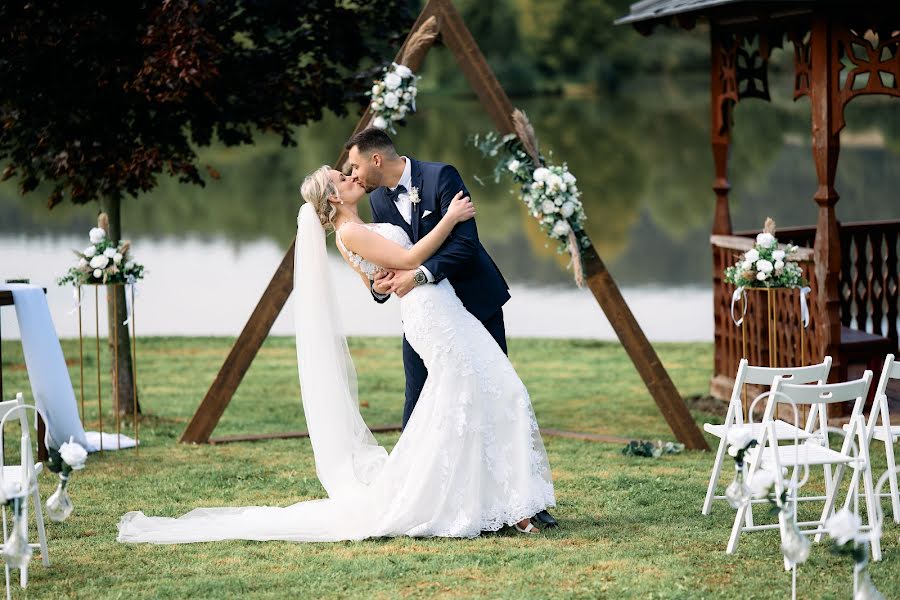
left=181, top=0, right=445, bottom=444
left=209, top=424, right=403, bottom=445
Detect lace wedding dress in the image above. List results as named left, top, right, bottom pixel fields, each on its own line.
left=117, top=213, right=554, bottom=544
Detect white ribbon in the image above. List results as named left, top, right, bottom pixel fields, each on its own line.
left=799, top=286, right=811, bottom=328
left=123, top=280, right=138, bottom=326
left=730, top=286, right=747, bottom=326
left=67, top=286, right=83, bottom=316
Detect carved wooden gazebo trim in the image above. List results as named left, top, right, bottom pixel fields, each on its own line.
left=618, top=1, right=900, bottom=395
left=180, top=0, right=709, bottom=449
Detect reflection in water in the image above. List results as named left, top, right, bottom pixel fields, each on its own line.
left=1, top=76, right=898, bottom=336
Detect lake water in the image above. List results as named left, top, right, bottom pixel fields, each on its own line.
left=2, top=76, right=899, bottom=340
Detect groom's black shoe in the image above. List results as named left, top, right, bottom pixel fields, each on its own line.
left=532, top=510, right=558, bottom=528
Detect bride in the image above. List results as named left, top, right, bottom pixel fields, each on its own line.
left=117, top=165, right=555, bottom=544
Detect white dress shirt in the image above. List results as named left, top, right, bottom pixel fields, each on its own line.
left=388, top=157, right=434, bottom=282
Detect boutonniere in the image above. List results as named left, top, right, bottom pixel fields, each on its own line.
left=408, top=186, right=421, bottom=204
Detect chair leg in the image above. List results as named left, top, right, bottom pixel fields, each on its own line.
left=883, top=438, right=900, bottom=524
left=2, top=506, right=8, bottom=600
left=859, top=448, right=882, bottom=561
left=815, top=462, right=847, bottom=543
left=702, top=437, right=729, bottom=516
left=30, top=485, right=49, bottom=567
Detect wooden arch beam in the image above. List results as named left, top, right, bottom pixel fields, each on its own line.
left=181, top=0, right=708, bottom=451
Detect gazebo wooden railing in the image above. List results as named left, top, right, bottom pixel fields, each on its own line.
left=711, top=218, right=900, bottom=397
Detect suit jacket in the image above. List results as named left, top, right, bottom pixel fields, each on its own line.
left=369, top=157, right=510, bottom=321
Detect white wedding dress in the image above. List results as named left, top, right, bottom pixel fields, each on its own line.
left=117, top=209, right=554, bottom=544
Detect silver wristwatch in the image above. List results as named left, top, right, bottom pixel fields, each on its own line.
left=413, top=268, right=428, bottom=286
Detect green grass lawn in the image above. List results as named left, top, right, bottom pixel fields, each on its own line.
left=0, top=337, right=897, bottom=599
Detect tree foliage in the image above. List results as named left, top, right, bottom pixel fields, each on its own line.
left=0, top=0, right=413, bottom=207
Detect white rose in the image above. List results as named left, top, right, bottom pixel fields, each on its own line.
left=551, top=220, right=570, bottom=237
left=772, top=249, right=786, bottom=261
left=384, top=73, right=402, bottom=90
left=541, top=200, right=556, bottom=214
left=125, top=261, right=135, bottom=270
left=744, top=248, right=759, bottom=262
left=548, top=174, right=563, bottom=189
left=93, top=269, right=103, bottom=279
left=533, top=167, right=551, bottom=182
left=756, top=232, right=776, bottom=248
left=774, top=260, right=784, bottom=270
left=726, top=427, right=754, bottom=452
left=59, top=437, right=88, bottom=470
left=394, top=64, right=412, bottom=78
left=113, top=252, right=123, bottom=264
left=84, top=246, right=97, bottom=258
left=371, top=84, right=380, bottom=96
left=89, top=255, right=109, bottom=269
left=741, top=260, right=752, bottom=270
left=372, top=116, right=388, bottom=130
left=749, top=469, right=776, bottom=499
left=507, top=159, right=520, bottom=173
left=103, top=247, right=116, bottom=258
left=825, top=508, right=862, bottom=545
left=89, top=227, right=106, bottom=244
left=560, top=201, right=575, bottom=218
left=756, top=271, right=767, bottom=281
left=383, top=92, right=399, bottom=108
left=756, top=259, right=774, bottom=273
left=77, top=258, right=88, bottom=269
left=563, top=171, right=576, bottom=184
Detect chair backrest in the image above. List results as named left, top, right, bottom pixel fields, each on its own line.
left=868, top=354, right=899, bottom=437
left=776, top=373, right=872, bottom=407
left=0, top=393, right=38, bottom=492
left=740, top=357, right=833, bottom=387
left=729, top=357, right=832, bottom=425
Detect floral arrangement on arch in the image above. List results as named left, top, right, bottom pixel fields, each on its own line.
left=58, top=213, right=144, bottom=286
left=724, top=218, right=806, bottom=288
left=368, top=62, right=419, bottom=134
left=473, top=110, right=589, bottom=286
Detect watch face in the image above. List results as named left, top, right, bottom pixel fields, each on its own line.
left=414, top=270, right=427, bottom=284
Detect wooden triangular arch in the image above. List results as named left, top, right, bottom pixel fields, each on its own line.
left=180, top=0, right=709, bottom=450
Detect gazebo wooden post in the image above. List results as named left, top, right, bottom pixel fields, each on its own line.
left=710, top=24, right=735, bottom=381
left=809, top=13, right=843, bottom=380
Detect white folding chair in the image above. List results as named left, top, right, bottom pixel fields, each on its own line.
left=728, top=372, right=882, bottom=562
left=858, top=354, right=900, bottom=524
left=0, top=393, right=50, bottom=594
left=702, top=357, right=832, bottom=516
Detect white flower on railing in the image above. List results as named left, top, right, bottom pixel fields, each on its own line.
left=89, top=227, right=106, bottom=244
left=724, top=217, right=807, bottom=289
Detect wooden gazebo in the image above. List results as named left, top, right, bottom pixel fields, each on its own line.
left=618, top=0, right=900, bottom=395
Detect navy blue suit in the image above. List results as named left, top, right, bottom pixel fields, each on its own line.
left=370, top=157, right=510, bottom=428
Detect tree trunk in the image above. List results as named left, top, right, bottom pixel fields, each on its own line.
left=99, top=196, right=141, bottom=417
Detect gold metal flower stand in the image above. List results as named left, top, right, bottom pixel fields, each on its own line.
left=737, top=287, right=806, bottom=421
left=76, top=283, right=139, bottom=453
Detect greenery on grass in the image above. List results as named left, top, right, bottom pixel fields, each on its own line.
left=0, top=337, right=896, bottom=598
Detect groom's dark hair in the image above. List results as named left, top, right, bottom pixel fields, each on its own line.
left=344, top=128, right=397, bottom=157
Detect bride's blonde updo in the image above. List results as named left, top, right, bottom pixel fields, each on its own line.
left=300, top=165, right=340, bottom=231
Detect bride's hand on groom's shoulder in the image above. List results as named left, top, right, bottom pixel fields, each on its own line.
left=373, top=269, right=394, bottom=295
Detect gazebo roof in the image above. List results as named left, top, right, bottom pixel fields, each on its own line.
left=615, top=0, right=746, bottom=25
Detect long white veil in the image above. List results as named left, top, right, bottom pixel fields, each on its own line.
left=294, top=203, right=387, bottom=499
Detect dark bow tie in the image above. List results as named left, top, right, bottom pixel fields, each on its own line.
left=384, top=184, right=407, bottom=202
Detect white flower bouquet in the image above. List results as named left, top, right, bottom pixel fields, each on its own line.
left=44, top=436, right=89, bottom=522
left=368, top=62, right=419, bottom=134
left=473, top=130, right=589, bottom=283
left=58, top=215, right=144, bottom=286
left=724, top=218, right=806, bottom=288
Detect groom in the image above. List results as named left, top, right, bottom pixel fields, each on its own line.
left=344, top=128, right=557, bottom=529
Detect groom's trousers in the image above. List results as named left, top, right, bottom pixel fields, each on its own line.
left=401, top=308, right=507, bottom=430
